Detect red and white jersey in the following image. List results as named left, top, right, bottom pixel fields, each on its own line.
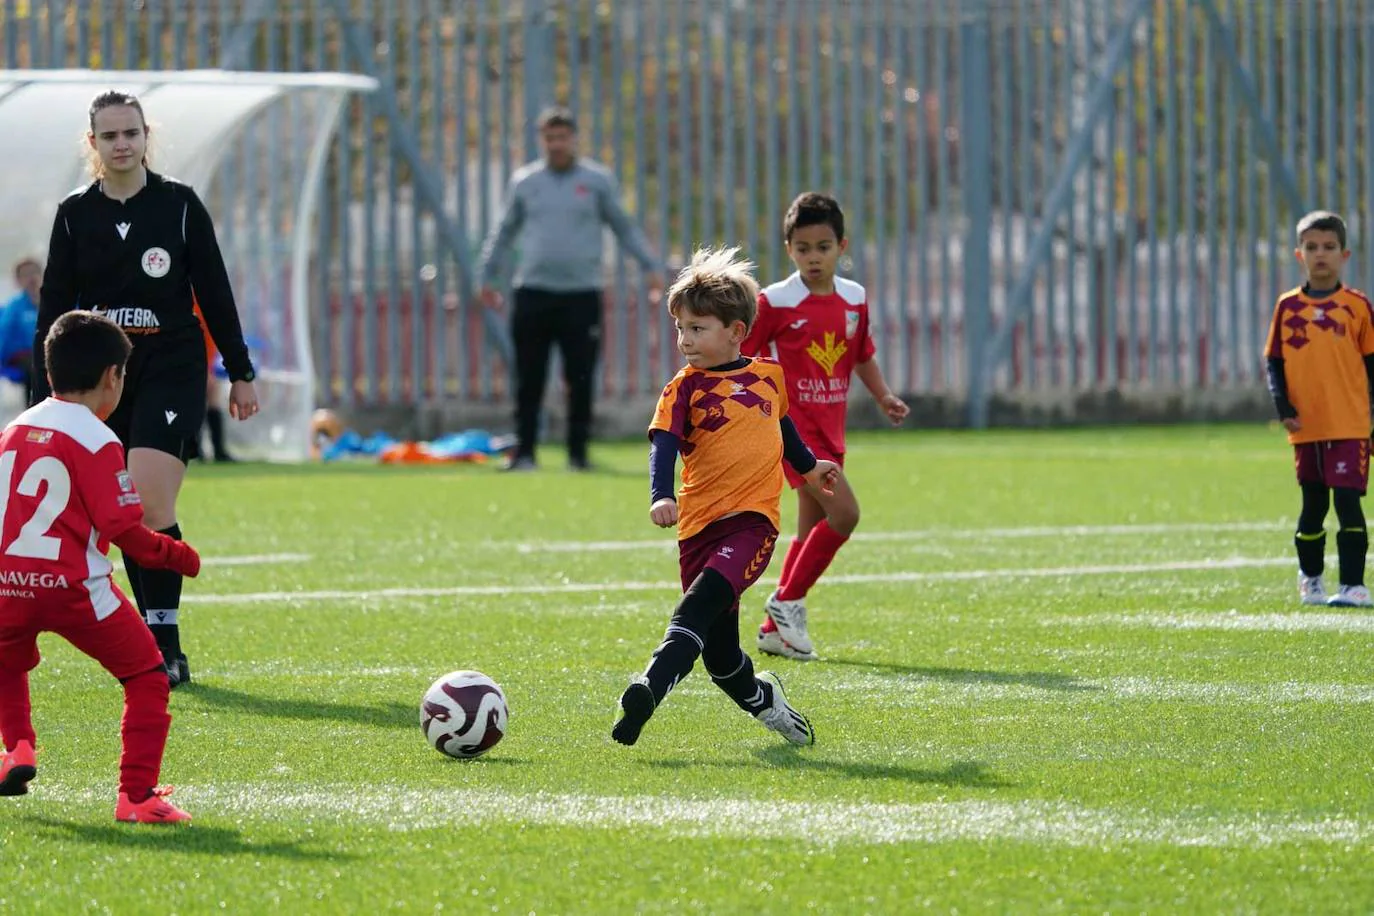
left=741, top=272, right=876, bottom=458
left=0, top=398, right=144, bottom=621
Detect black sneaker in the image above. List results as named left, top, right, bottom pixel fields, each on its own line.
left=611, top=678, right=655, bottom=746
left=164, top=651, right=191, bottom=690
left=502, top=455, right=537, bottom=472
left=568, top=456, right=593, bottom=473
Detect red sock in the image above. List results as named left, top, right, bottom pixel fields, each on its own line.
left=118, top=667, right=171, bottom=799
left=776, top=520, right=849, bottom=602
left=0, top=669, right=35, bottom=750
left=761, top=537, right=804, bottom=632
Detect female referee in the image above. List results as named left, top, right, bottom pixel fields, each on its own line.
left=33, top=90, right=260, bottom=689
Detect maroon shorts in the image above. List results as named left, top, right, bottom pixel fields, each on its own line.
left=1294, top=439, right=1370, bottom=493
left=679, top=512, right=778, bottom=601
left=0, top=596, right=162, bottom=680
left=785, top=449, right=845, bottom=490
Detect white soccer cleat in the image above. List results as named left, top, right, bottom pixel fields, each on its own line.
left=754, top=672, right=815, bottom=746
left=1298, top=573, right=1328, bottom=606
left=763, top=590, right=814, bottom=655
left=1326, top=584, right=1373, bottom=608
left=757, top=625, right=818, bottom=661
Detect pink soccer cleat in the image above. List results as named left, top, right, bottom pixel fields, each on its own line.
left=0, top=740, right=36, bottom=796
left=115, top=786, right=192, bottom=824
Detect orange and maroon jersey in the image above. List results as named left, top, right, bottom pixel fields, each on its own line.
left=1265, top=285, right=1374, bottom=444
left=649, top=358, right=789, bottom=541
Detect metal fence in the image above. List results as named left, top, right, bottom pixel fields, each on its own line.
left=3, top=0, right=1369, bottom=424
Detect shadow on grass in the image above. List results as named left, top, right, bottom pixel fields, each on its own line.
left=184, top=683, right=414, bottom=731
left=820, top=656, right=1098, bottom=692
left=645, top=754, right=1011, bottom=788
left=22, top=814, right=349, bottom=861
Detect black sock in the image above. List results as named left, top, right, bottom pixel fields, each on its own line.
left=143, top=524, right=184, bottom=656
left=1336, top=528, right=1367, bottom=586
left=206, top=407, right=230, bottom=461
left=121, top=550, right=146, bottom=611
left=1295, top=530, right=1326, bottom=578
left=642, top=624, right=705, bottom=705
left=640, top=570, right=734, bottom=706
left=708, top=649, right=773, bottom=716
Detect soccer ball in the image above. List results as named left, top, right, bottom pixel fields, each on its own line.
left=420, top=670, right=508, bottom=759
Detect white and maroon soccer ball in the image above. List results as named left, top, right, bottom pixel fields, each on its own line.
left=420, top=670, right=508, bottom=759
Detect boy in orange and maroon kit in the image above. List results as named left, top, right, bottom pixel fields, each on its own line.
left=612, top=247, right=838, bottom=748
left=1265, top=210, right=1374, bottom=608
left=741, top=192, right=909, bottom=660
left=0, top=311, right=200, bottom=822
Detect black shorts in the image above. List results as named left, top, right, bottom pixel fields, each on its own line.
left=105, top=347, right=207, bottom=463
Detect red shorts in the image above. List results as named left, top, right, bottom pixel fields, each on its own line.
left=1294, top=439, right=1370, bottom=494
left=678, top=512, right=778, bottom=604
left=0, top=596, right=162, bottom=680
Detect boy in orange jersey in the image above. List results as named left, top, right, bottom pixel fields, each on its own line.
left=1265, top=210, right=1374, bottom=607
left=741, top=192, right=909, bottom=660
left=612, top=247, right=839, bottom=747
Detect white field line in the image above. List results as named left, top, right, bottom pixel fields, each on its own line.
left=198, top=553, right=313, bottom=567
left=508, top=521, right=1281, bottom=554
left=811, top=674, right=1374, bottom=705
left=31, top=784, right=1372, bottom=848
left=1054, top=611, right=1374, bottom=634
left=179, top=555, right=1291, bottom=605
left=192, top=663, right=1374, bottom=707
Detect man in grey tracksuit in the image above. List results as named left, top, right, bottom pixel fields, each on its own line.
left=478, top=106, right=665, bottom=471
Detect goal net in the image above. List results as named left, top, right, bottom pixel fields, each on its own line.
left=0, top=69, right=375, bottom=461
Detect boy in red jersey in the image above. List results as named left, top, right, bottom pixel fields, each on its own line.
left=611, top=246, right=838, bottom=747
left=741, top=192, right=909, bottom=660
left=1265, top=210, right=1374, bottom=608
left=0, top=311, right=200, bottom=822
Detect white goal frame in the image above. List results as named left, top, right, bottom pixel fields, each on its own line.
left=0, top=69, right=377, bottom=460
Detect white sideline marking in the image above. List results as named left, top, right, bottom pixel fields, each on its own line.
left=32, top=785, right=1371, bottom=848
left=194, top=666, right=1374, bottom=706
left=814, top=674, right=1374, bottom=705
left=1055, top=611, right=1374, bottom=634
left=180, top=555, right=1291, bottom=605
left=509, top=521, right=1281, bottom=554
left=199, top=553, right=313, bottom=567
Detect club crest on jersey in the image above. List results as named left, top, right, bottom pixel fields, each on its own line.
left=845, top=309, right=861, bottom=339
left=141, top=246, right=171, bottom=278
left=806, top=331, right=848, bottom=376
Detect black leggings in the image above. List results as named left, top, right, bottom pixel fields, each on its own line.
left=1298, top=482, right=1366, bottom=533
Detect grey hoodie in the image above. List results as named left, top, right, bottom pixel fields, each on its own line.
left=478, top=158, right=663, bottom=293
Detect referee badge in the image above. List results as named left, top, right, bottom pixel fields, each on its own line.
left=141, top=247, right=171, bottom=278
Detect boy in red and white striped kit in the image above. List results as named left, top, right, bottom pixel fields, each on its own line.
left=0, top=311, right=199, bottom=823
left=741, top=192, right=909, bottom=660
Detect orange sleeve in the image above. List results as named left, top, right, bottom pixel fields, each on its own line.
left=759, top=359, right=788, bottom=418
left=649, top=372, right=693, bottom=439
left=1264, top=299, right=1285, bottom=359
left=1357, top=298, right=1374, bottom=357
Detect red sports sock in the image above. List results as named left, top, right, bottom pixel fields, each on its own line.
left=761, top=537, right=805, bottom=632
left=118, top=667, right=171, bottom=800
left=0, top=669, right=35, bottom=750
left=776, top=520, right=849, bottom=602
